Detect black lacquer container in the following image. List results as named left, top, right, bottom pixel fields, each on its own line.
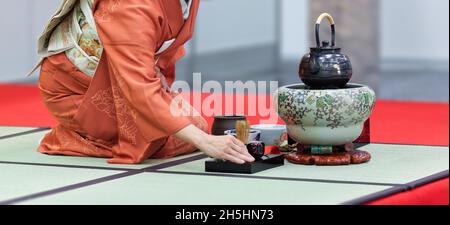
left=211, top=115, right=247, bottom=136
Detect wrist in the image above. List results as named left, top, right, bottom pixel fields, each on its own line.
left=193, top=130, right=210, bottom=148
left=175, top=124, right=210, bottom=148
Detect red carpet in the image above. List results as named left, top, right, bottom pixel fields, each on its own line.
left=1, top=83, right=448, bottom=146
left=0, top=83, right=448, bottom=205
left=0, top=84, right=57, bottom=127
left=371, top=100, right=449, bottom=146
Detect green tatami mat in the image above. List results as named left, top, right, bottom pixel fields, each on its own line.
left=162, top=143, right=449, bottom=185
left=0, top=163, right=120, bottom=202
left=0, top=126, right=40, bottom=138
left=19, top=172, right=390, bottom=205
left=0, top=130, right=203, bottom=170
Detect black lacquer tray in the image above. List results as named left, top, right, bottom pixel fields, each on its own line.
left=205, top=154, right=285, bottom=174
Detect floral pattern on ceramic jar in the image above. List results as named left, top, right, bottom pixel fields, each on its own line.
left=66, top=2, right=103, bottom=77
left=274, top=83, right=376, bottom=145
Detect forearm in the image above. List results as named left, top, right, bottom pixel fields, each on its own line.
left=175, top=124, right=209, bottom=148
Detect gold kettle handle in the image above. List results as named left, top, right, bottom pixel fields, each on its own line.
left=315, top=13, right=336, bottom=47
left=316, top=13, right=335, bottom=25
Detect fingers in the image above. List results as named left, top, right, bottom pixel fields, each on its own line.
left=227, top=147, right=255, bottom=162
left=225, top=135, right=244, bottom=153
left=229, top=142, right=245, bottom=154
left=222, top=154, right=245, bottom=164
left=225, top=137, right=255, bottom=163
left=229, top=137, right=255, bottom=161
left=207, top=135, right=255, bottom=164
left=228, top=136, right=248, bottom=154
left=231, top=136, right=246, bottom=148
left=243, top=151, right=255, bottom=161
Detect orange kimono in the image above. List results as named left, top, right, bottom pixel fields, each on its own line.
left=38, top=0, right=208, bottom=164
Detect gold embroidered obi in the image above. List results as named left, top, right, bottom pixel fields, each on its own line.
left=48, top=0, right=101, bottom=76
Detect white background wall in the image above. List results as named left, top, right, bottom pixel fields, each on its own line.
left=0, top=0, right=60, bottom=82
left=280, top=0, right=450, bottom=62
left=195, top=0, right=276, bottom=54
left=280, top=0, right=309, bottom=61
left=381, top=0, right=449, bottom=61
left=0, top=0, right=448, bottom=82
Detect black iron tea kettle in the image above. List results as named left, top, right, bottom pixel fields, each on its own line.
left=299, top=13, right=352, bottom=89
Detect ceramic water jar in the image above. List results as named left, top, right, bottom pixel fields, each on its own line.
left=274, top=83, right=376, bottom=146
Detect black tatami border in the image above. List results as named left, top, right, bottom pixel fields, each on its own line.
left=1, top=150, right=447, bottom=205
left=0, top=154, right=209, bottom=205
left=0, top=126, right=448, bottom=205
left=0, top=161, right=133, bottom=172
left=341, top=170, right=450, bottom=205
left=0, top=127, right=50, bottom=140
left=0, top=141, right=447, bottom=173
left=150, top=170, right=404, bottom=187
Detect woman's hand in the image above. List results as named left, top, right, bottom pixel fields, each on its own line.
left=175, top=124, right=255, bottom=164
left=197, top=135, right=255, bottom=164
